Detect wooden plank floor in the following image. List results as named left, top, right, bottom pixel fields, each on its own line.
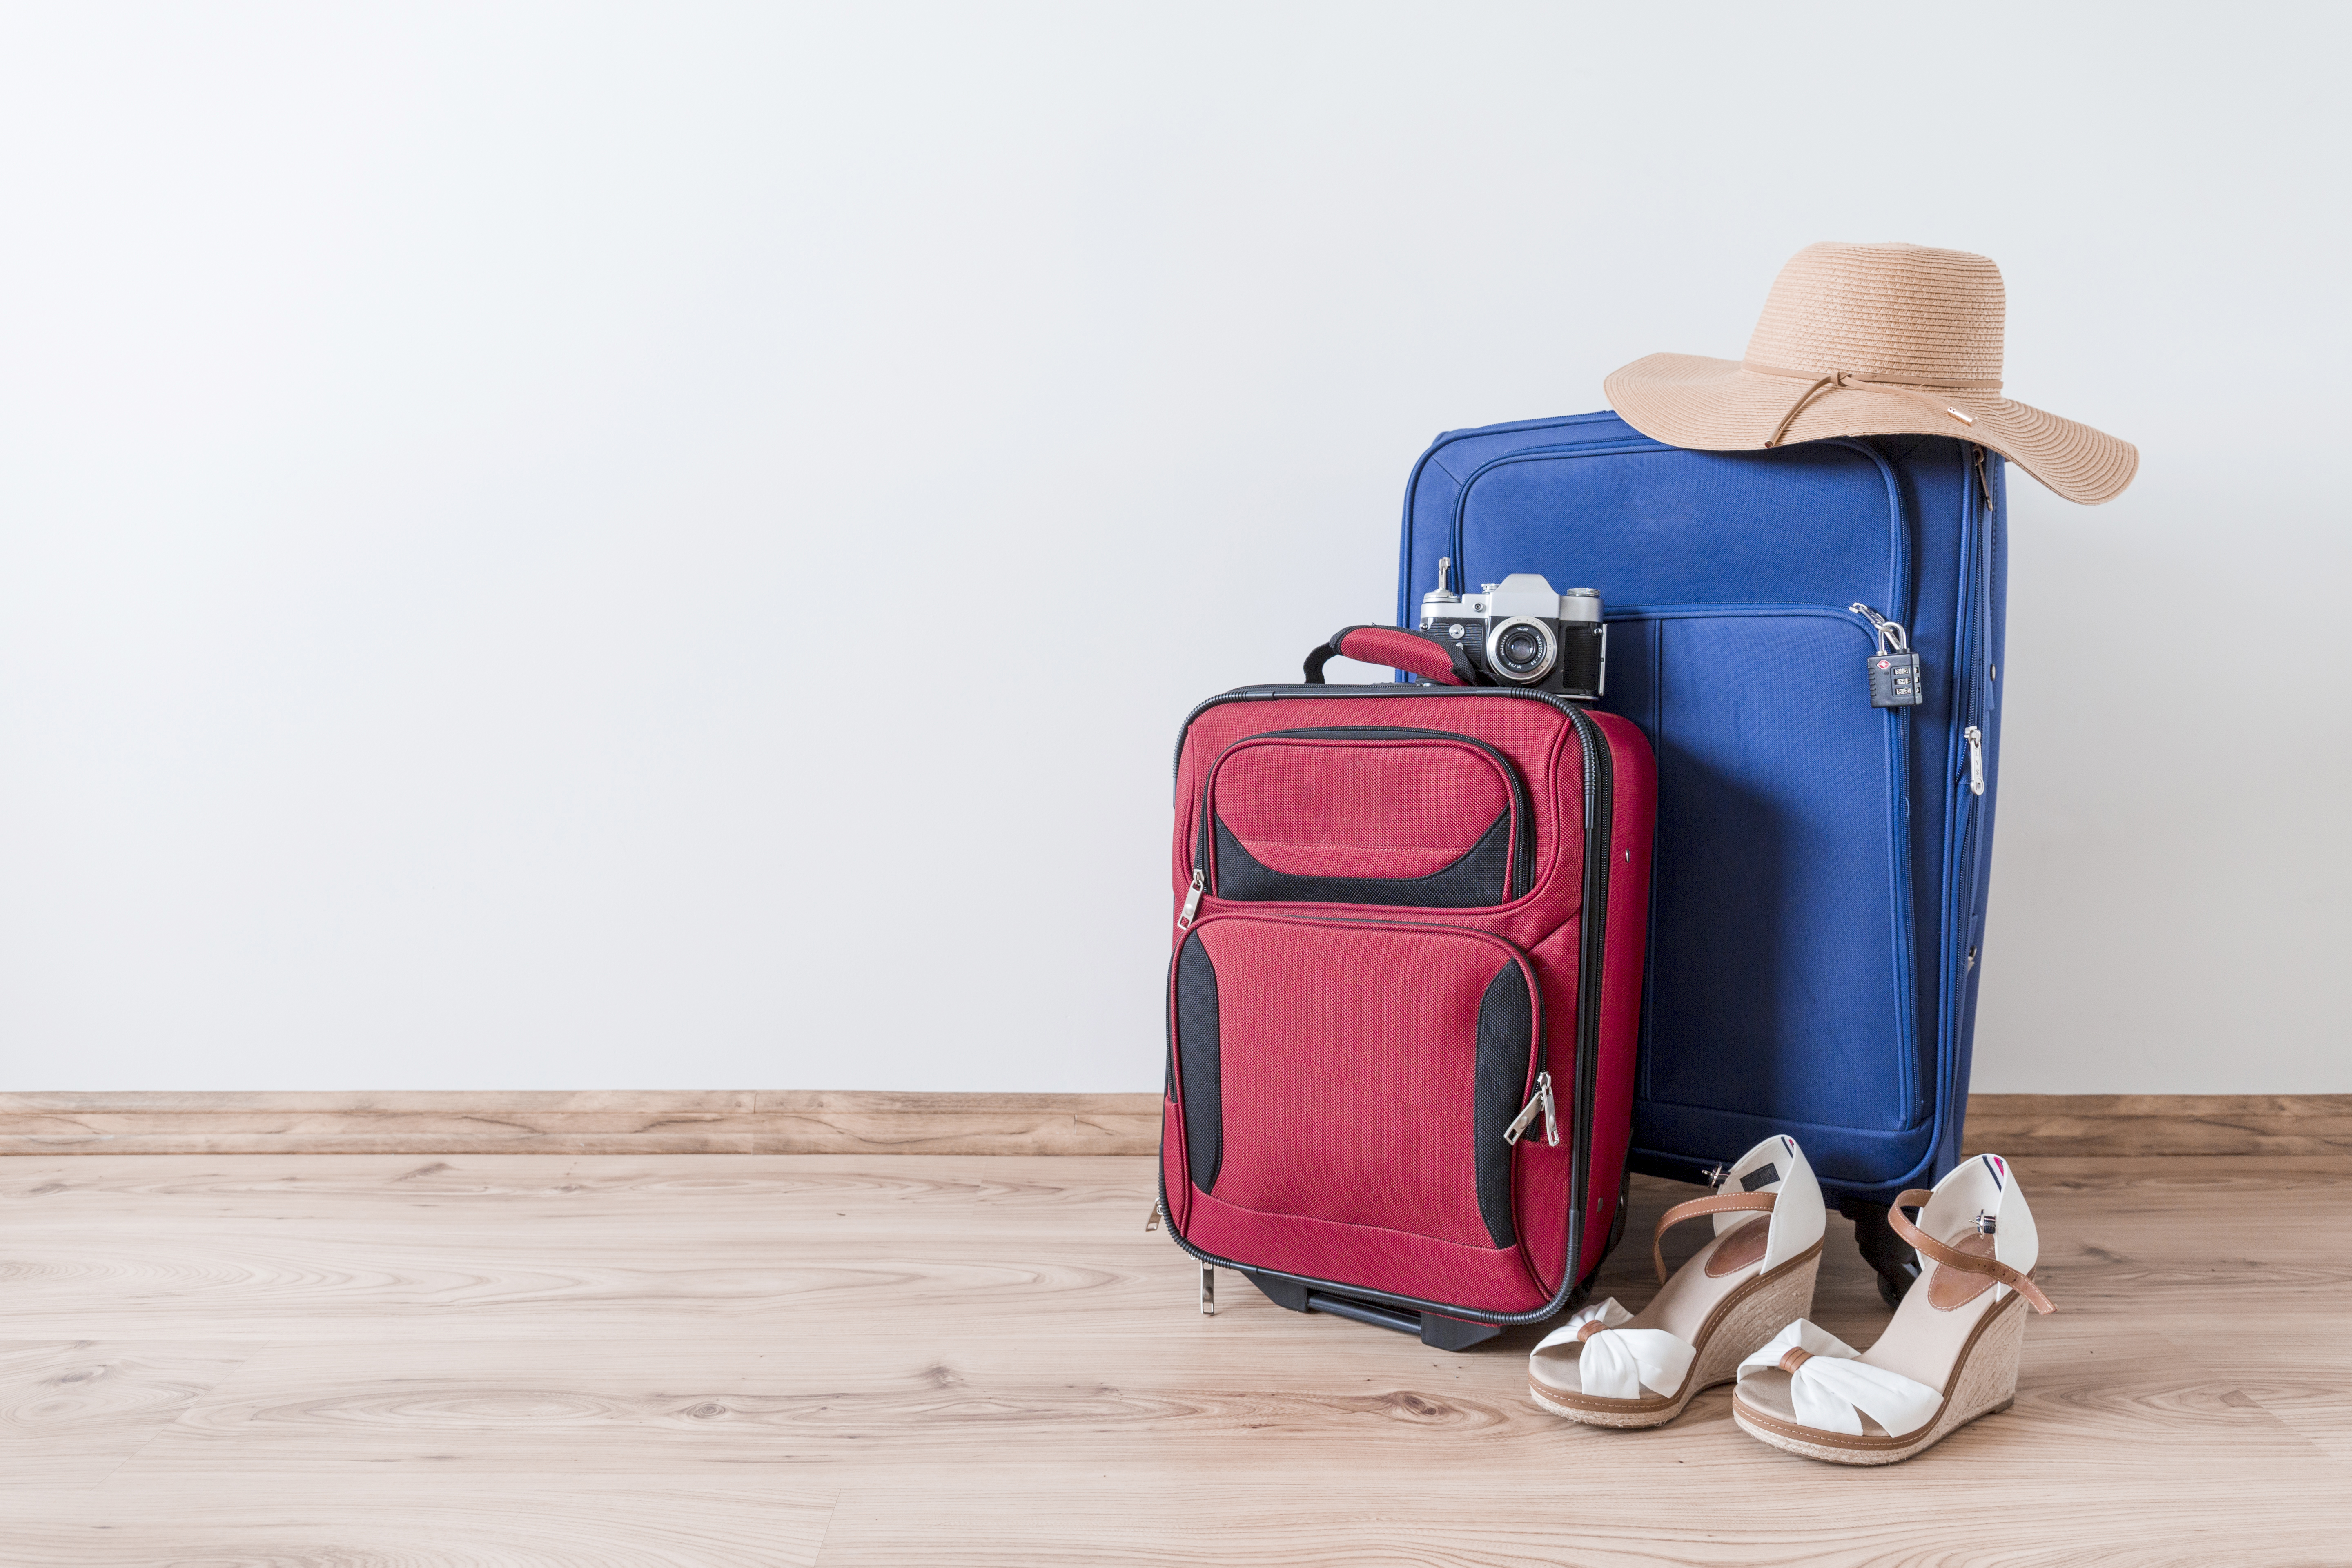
left=0, top=1154, right=2345, bottom=1565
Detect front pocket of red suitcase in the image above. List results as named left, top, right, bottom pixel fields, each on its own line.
left=1168, top=911, right=1546, bottom=1294
left=1196, top=729, right=1533, bottom=909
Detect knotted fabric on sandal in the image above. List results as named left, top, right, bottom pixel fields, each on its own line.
left=1738, top=1320, right=1943, bottom=1439
left=1527, top=1135, right=1825, bottom=1429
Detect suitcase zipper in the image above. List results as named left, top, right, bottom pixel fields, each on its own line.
left=1504, top=1069, right=1558, bottom=1147
left=1177, top=869, right=1206, bottom=931
left=1935, top=445, right=1999, bottom=1128
left=1953, top=456, right=1993, bottom=872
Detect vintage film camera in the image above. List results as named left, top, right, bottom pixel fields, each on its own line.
left=1418, top=559, right=1606, bottom=700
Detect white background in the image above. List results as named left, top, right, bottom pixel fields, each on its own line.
left=1, top=4, right=2343, bottom=1093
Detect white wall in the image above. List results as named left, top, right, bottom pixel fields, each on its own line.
left=1, top=3, right=2343, bottom=1093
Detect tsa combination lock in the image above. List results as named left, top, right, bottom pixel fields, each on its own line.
left=1851, top=604, right=1922, bottom=708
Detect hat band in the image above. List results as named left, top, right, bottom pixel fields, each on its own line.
left=1743, top=361, right=2004, bottom=447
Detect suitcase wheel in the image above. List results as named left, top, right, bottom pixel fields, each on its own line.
left=1604, top=1165, right=1632, bottom=1258
left=1875, top=1264, right=1920, bottom=1310
left=1840, top=1196, right=1922, bottom=1308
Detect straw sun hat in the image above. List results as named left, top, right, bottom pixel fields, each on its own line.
left=1604, top=242, right=2138, bottom=504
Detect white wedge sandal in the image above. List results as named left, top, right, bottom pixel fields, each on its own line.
left=1732, top=1152, right=2056, bottom=1464
left=1527, top=1135, right=1825, bottom=1428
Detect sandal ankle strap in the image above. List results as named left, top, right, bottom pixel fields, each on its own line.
left=1889, top=1187, right=2057, bottom=1313
left=1651, top=1192, right=1777, bottom=1283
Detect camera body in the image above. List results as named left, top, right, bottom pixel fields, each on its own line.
left=1419, top=560, right=1606, bottom=700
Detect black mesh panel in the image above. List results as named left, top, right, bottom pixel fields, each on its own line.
left=1473, top=961, right=1535, bottom=1249
left=1174, top=930, right=1223, bottom=1193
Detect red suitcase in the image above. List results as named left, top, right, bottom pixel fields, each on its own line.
left=1158, top=626, right=1657, bottom=1349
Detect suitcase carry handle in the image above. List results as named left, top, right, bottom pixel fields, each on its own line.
left=1303, top=626, right=1477, bottom=686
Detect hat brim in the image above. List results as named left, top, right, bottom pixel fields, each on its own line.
left=1603, top=353, right=2138, bottom=505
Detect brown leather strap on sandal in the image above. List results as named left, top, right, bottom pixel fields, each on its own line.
left=1889, top=1188, right=2057, bottom=1313
left=1651, top=1192, right=1777, bottom=1283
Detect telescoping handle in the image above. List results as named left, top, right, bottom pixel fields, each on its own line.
left=1302, top=626, right=1478, bottom=687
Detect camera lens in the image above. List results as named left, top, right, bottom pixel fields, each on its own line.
left=1488, top=617, right=1557, bottom=680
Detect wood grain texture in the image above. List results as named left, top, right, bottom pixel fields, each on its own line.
left=0, top=1479, right=835, bottom=1568
left=0, top=1151, right=2342, bottom=1564
left=0, top=1090, right=1160, bottom=1155
left=6, top=1091, right=2348, bottom=1156
left=0, top=1342, right=253, bottom=1486
left=1962, top=1093, right=2352, bottom=1156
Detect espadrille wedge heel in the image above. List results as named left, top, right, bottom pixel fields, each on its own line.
left=1733, top=1152, right=2056, bottom=1465
left=1528, top=1135, right=1824, bottom=1429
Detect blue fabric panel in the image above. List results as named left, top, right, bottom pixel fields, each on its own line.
left=1438, top=443, right=1904, bottom=612
left=1394, top=413, right=2004, bottom=1203
left=1616, top=610, right=1913, bottom=1134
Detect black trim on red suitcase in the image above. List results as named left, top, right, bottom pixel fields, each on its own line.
left=1174, top=929, right=1222, bottom=1194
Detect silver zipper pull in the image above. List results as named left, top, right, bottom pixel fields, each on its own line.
left=1177, top=868, right=1205, bottom=929
left=1964, top=726, right=1985, bottom=796
left=1505, top=1071, right=1557, bottom=1147
left=1199, top=1261, right=1216, bottom=1316
left=1144, top=1202, right=1162, bottom=1232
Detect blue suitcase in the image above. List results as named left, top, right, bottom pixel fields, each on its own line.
left=1393, top=411, right=2005, bottom=1301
